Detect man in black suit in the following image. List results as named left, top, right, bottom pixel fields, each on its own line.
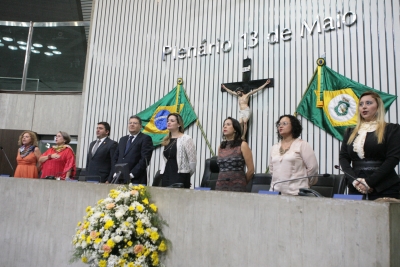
left=85, top=122, right=118, bottom=183
left=108, top=115, right=153, bottom=185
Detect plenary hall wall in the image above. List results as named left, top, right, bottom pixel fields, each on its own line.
left=79, top=0, right=400, bottom=187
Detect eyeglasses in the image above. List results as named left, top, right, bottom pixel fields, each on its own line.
left=276, top=122, right=291, bottom=127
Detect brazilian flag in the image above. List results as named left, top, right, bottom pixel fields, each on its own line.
left=296, top=58, right=397, bottom=141
left=137, top=82, right=197, bottom=146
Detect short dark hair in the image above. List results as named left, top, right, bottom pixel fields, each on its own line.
left=129, top=115, right=142, bottom=125
left=98, top=122, right=111, bottom=136
left=276, top=115, right=303, bottom=140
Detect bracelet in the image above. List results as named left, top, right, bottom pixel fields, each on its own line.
left=48, top=155, right=51, bottom=160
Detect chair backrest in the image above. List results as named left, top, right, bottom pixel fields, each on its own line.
left=310, top=174, right=346, bottom=198
left=200, top=157, right=219, bottom=190
left=251, top=173, right=272, bottom=193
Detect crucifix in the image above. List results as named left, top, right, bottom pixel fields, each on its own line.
left=221, top=58, right=274, bottom=140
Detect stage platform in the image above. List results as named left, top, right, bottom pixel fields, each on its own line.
left=1, top=178, right=399, bottom=267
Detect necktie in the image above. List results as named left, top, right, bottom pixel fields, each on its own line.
left=125, top=135, right=134, bottom=153
left=92, top=139, right=101, bottom=155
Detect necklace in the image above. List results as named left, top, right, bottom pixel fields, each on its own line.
left=279, top=139, right=294, bottom=155
left=164, top=139, right=177, bottom=160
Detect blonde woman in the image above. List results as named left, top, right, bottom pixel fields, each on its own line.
left=339, top=91, right=400, bottom=200
left=159, top=113, right=196, bottom=188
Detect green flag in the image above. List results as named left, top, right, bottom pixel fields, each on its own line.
left=296, top=58, right=397, bottom=141
left=137, top=83, right=197, bottom=146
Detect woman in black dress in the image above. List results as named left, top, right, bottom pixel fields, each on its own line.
left=160, top=113, right=196, bottom=188
left=339, top=91, right=400, bottom=200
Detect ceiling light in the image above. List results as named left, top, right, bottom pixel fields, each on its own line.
left=17, top=41, right=27, bottom=45
left=31, top=50, right=40, bottom=54
left=19, top=46, right=27, bottom=50
left=44, top=52, right=53, bottom=56
left=3, top=37, right=13, bottom=42
left=8, top=45, right=18, bottom=50
left=0, top=43, right=4, bottom=47
left=33, top=43, right=43, bottom=48
left=53, top=51, right=62, bottom=55
left=47, top=45, right=57, bottom=49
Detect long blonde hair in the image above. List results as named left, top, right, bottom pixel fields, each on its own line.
left=347, top=91, right=386, bottom=144
left=161, top=113, right=185, bottom=146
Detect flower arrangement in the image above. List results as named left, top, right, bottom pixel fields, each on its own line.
left=70, top=184, right=169, bottom=267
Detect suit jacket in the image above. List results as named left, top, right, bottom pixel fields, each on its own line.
left=86, top=137, right=118, bottom=183
left=109, top=132, right=153, bottom=184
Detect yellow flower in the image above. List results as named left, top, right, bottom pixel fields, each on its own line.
left=107, top=239, right=115, bottom=248
left=118, top=259, right=126, bottom=266
left=100, top=213, right=105, bottom=217
left=104, top=220, right=114, bottom=230
left=136, top=205, right=144, bottom=212
left=142, top=198, right=149, bottom=205
left=77, top=221, right=82, bottom=227
left=86, top=236, right=91, bottom=243
left=139, top=185, right=145, bottom=189
left=103, top=252, right=109, bottom=258
left=97, top=198, right=104, bottom=205
left=94, top=238, right=102, bottom=244
left=80, top=234, right=86, bottom=241
left=146, top=228, right=152, bottom=235
left=83, top=221, right=90, bottom=229
left=136, top=227, right=144, bottom=236
left=123, top=253, right=129, bottom=258
left=99, top=260, right=107, bottom=267
left=81, top=256, right=88, bottom=263
left=136, top=220, right=143, bottom=227
left=128, top=205, right=134, bottom=211
left=85, top=206, right=92, bottom=212
left=151, top=251, right=159, bottom=265
left=149, top=204, right=157, bottom=212
left=124, top=221, right=131, bottom=227
left=127, top=263, right=134, bottom=267
left=150, top=231, right=159, bottom=242
left=127, top=241, right=133, bottom=246
left=144, top=248, right=150, bottom=256
left=158, top=240, right=167, bottom=252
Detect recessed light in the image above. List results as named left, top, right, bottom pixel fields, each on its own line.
left=3, top=37, right=13, bottom=42
left=31, top=50, right=40, bottom=54
left=47, top=45, right=57, bottom=49
left=19, top=46, right=27, bottom=50
left=33, top=43, right=43, bottom=48
left=0, top=43, right=4, bottom=47
left=44, top=52, right=53, bottom=56
left=53, top=51, right=62, bottom=55
left=17, top=41, right=27, bottom=45
left=8, top=45, right=18, bottom=50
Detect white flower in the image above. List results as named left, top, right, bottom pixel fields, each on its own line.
left=115, top=209, right=126, bottom=219
left=81, top=241, right=87, bottom=249
left=113, top=235, right=123, bottom=243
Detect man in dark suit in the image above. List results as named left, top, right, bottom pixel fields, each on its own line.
left=108, top=115, right=153, bottom=185
left=85, top=122, right=118, bottom=183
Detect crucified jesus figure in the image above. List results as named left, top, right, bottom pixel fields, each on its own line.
left=221, top=79, right=271, bottom=140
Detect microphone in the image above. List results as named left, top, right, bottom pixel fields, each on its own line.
left=0, top=146, right=15, bottom=176
left=271, top=174, right=330, bottom=192
left=334, top=165, right=369, bottom=200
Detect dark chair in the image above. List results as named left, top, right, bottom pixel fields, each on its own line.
left=251, top=173, right=272, bottom=193
left=152, top=170, right=162, bottom=187
left=309, top=174, right=346, bottom=198
left=200, top=157, right=219, bottom=190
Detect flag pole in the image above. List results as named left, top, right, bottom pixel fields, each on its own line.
left=178, top=78, right=216, bottom=157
